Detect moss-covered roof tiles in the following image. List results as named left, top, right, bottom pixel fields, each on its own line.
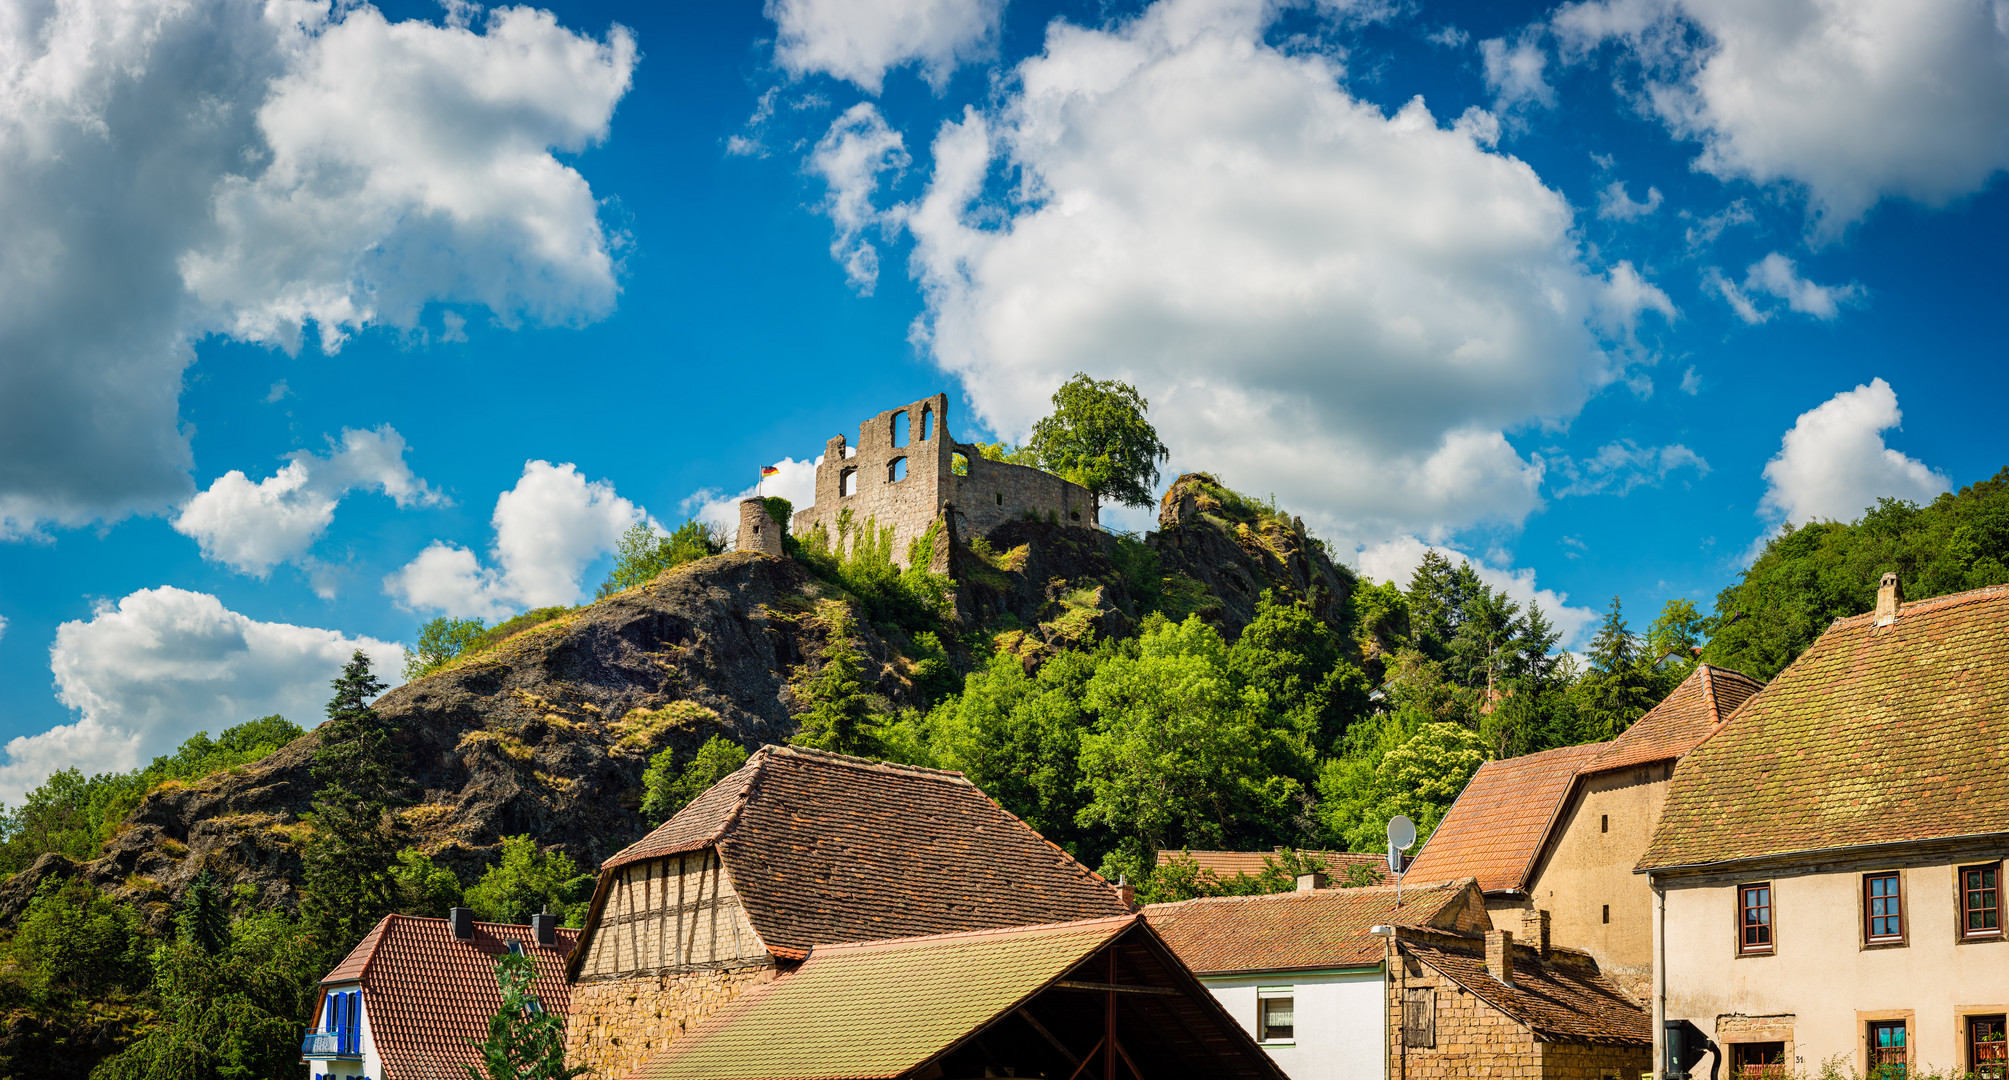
left=1143, top=879, right=1473, bottom=973
left=1582, top=663, right=1764, bottom=776
left=1640, top=585, right=2009, bottom=870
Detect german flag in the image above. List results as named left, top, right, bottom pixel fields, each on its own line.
left=761, top=465, right=780, bottom=478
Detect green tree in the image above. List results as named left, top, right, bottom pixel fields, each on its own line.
left=7, top=877, right=150, bottom=1002
left=405, top=616, right=489, bottom=680
left=1572, top=598, right=1660, bottom=741
left=464, top=836, right=593, bottom=927
left=92, top=906, right=321, bottom=1080
left=598, top=519, right=725, bottom=597
left=640, top=737, right=751, bottom=825
left=179, top=871, right=229, bottom=957
left=928, top=648, right=1101, bottom=852
left=465, top=950, right=584, bottom=1080
left=301, top=652, right=408, bottom=962
left=1021, top=374, right=1170, bottom=508
left=392, top=848, right=466, bottom=915
left=790, top=611, right=884, bottom=757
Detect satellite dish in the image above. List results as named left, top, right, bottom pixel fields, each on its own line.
left=1387, top=815, right=1417, bottom=852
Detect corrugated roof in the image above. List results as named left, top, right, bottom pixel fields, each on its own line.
left=1143, top=879, right=1478, bottom=973
left=1642, top=585, right=2009, bottom=870
left=1400, top=928, right=1650, bottom=1045
left=629, top=916, right=1135, bottom=1080
left=1402, top=742, right=1609, bottom=893
left=1581, top=664, right=1764, bottom=776
left=1154, top=849, right=1391, bottom=885
left=318, top=915, right=580, bottom=1080
left=581, top=745, right=1130, bottom=963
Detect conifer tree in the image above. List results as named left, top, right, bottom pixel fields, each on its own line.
left=179, top=870, right=229, bottom=956
left=301, top=651, right=408, bottom=962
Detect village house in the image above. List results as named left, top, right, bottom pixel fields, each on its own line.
left=303, top=909, right=578, bottom=1080
left=561, top=744, right=1134, bottom=1080
left=734, top=393, right=1099, bottom=567
left=1145, top=877, right=1650, bottom=1080
left=622, top=913, right=1291, bottom=1080
left=1403, top=663, right=1763, bottom=1002
left=1643, top=578, right=2009, bottom=1079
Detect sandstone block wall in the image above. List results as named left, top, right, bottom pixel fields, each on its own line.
left=786, top=393, right=1095, bottom=568
left=736, top=499, right=784, bottom=557
left=1388, top=956, right=1543, bottom=1079
left=565, top=964, right=776, bottom=1080
left=1387, top=952, right=1650, bottom=1080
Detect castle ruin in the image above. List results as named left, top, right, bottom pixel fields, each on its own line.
left=734, top=392, right=1097, bottom=568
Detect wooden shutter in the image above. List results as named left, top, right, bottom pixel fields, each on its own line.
left=1402, top=988, right=1435, bottom=1048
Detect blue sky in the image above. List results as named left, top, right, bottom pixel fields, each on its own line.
left=0, top=0, right=2003, bottom=800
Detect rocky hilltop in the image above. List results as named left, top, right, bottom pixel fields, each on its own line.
left=0, top=474, right=1357, bottom=923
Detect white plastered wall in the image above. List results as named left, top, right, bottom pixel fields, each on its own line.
left=1201, top=969, right=1387, bottom=1080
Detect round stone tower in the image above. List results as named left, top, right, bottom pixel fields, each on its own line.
left=737, top=499, right=784, bottom=557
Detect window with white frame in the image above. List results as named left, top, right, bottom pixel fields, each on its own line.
left=1257, top=986, right=1294, bottom=1043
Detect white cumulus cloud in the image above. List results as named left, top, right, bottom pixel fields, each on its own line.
left=386, top=461, right=651, bottom=619
left=0, top=587, right=400, bottom=804
left=1597, top=180, right=1662, bottom=220
left=172, top=426, right=441, bottom=580
left=1481, top=32, right=1557, bottom=111
left=1354, top=536, right=1600, bottom=648
left=1554, top=0, right=2009, bottom=237
left=903, top=0, right=1673, bottom=549
left=1758, top=377, right=1949, bottom=528
left=1545, top=440, right=1708, bottom=497
left=812, top=104, right=911, bottom=294
left=770, top=0, right=1005, bottom=93
left=1707, top=252, right=1862, bottom=324
left=0, top=0, right=635, bottom=538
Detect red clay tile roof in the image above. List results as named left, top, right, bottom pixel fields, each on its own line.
left=1642, top=585, right=2009, bottom=870
left=319, top=914, right=580, bottom=1080
left=1402, top=741, right=1609, bottom=893
left=1154, top=849, right=1392, bottom=885
left=1400, top=928, right=1649, bottom=1045
left=628, top=915, right=1289, bottom=1080
left=1143, top=879, right=1479, bottom=973
left=584, top=745, right=1130, bottom=959
left=1582, top=664, right=1765, bottom=776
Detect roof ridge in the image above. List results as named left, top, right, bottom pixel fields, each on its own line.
left=1829, top=582, right=2009, bottom=629
left=1141, top=877, right=1461, bottom=911
left=760, top=743, right=975, bottom=784
left=807, top=913, right=1138, bottom=955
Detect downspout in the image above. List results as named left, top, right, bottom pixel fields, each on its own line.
left=1653, top=873, right=1666, bottom=1080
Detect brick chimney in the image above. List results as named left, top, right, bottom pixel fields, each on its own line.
left=1520, top=909, right=1550, bottom=958
left=1115, top=876, right=1135, bottom=909
left=1296, top=871, right=1329, bottom=892
left=1875, top=572, right=1902, bottom=627
left=1485, top=929, right=1514, bottom=986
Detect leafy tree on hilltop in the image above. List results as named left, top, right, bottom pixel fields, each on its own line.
left=1022, top=374, right=1170, bottom=508
left=405, top=616, right=490, bottom=680
left=598, top=519, right=726, bottom=597
left=464, top=836, right=593, bottom=927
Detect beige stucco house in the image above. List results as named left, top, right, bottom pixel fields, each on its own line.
left=1641, top=578, right=2009, bottom=1079
left=1403, top=664, right=1762, bottom=1003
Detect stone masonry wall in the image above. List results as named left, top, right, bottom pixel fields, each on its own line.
left=1388, top=952, right=1543, bottom=1079
left=1538, top=1041, right=1652, bottom=1080
left=787, top=393, right=1095, bottom=568
left=564, top=964, right=776, bottom=1080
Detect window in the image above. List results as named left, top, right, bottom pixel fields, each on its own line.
left=840, top=469, right=858, bottom=497
left=1602, top=904, right=1610, bottom=925
left=1401, top=988, right=1435, bottom=1048
left=952, top=452, right=970, bottom=477
left=994, top=492, right=1003, bottom=506
left=1739, top=883, right=1774, bottom=954
left=1733, top=1042, right=1788, bottom=1078
left=920, top=407, right=933, bottom=441
left=1865, top=872, right=1904, bottom=943
left=1971, top=1015, right=2006, bottom=1080
left=1963, top=864, right=2001, bottom=938
left=1601, top=814, right=1609, bottom=833
left=1257, top=987, right=1294, bottom=1043
left=1869, top=1020, right=1907, bottom=1077
left=891, top=410, right=909, bottom=448
left=889, top=457, right=908, bottom=482
left=323, top=988, right=363, bottom=1055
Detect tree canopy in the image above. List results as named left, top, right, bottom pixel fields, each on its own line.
left=1021, top=374, right=1170, bottom=508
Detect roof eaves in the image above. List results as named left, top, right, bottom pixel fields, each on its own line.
left=1638, top=829, right=2009, bottom=876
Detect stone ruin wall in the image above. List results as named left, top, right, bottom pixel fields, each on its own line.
left=566, top=964, right=776, bottom=1080
left=783, top=392, right=1097, bottom=569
